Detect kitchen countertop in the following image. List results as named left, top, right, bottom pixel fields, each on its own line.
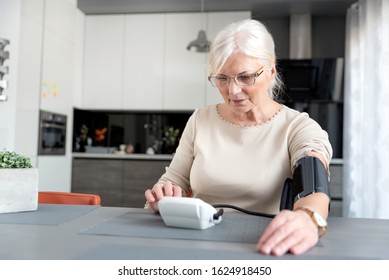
left=72, top=152, right=174, bottom=161
left=73, top=153, right=343, bottom=164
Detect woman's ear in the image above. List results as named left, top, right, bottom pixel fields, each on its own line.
left=270, top=61, right=276, bottom=77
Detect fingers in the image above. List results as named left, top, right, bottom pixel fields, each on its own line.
left=161, top=181, right=173, bottom=197
left=152, top=182, right=166, bottom=200
left=257, top=210, right=318, bottom=256
left=256, top=211, right=291, bottom=256
left=144, top=188, right=158, bottom=213
left=172, top=185, right=182, bottom=197
left=145, top=188, right=156, bottom=204
left=144, top=181, right=182, bottom=213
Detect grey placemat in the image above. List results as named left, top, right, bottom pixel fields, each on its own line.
left=81, top=211, right=271, bottom=243
left=0, top=204, right=99, bottom=225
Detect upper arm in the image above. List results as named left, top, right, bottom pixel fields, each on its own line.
left=287, top=114, right=333, bottom=172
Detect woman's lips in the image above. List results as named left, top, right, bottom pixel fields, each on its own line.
left=231, top=99, right=246, bottom=106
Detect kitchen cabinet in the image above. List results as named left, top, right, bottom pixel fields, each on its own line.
left=40, top=0, right=77, bottom=115
left=72, top=159, right=123, bottom=206
left=122, top=160, right=168, bottom=208
left=163, top=13, right=208, bottom=110
left=164, top=11, right=251, bottom=109
left=83, top=15, right=124, bottom=109
left=71, top=158, right=170, bottom=207
left=205, top=12, right=251, bottom=106
left=82, top=11, right=250, bottom=110
left=122, top=14, right=165, bottom=110
left=40, top=31, right=74, bottom=114
left=72, top=157, right=342, bottom=214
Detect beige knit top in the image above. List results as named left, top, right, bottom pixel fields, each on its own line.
left=159, top=104, right=333, bottom=214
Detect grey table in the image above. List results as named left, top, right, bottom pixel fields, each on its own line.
left=0, top=204, right=388, bottom=260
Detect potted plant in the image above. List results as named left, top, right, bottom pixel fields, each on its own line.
left=0, top=151, right=38, bottom=214
left=161, top=126, right=180, bottom=154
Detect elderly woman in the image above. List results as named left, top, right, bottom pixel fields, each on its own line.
left=145, top=19, right=332, bottom=256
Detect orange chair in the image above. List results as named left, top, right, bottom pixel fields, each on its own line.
left=38, top=191, right=101, bottom=205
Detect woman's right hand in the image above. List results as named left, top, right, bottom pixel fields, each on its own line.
left=144, top=181, right=182, bottom=213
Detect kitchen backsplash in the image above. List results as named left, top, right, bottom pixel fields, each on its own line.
left=72, top=108, right=192, bottom=154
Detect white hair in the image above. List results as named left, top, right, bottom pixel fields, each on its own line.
left=207, top=19, right=283, bottom=100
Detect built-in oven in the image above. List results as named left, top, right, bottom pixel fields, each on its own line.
left=38, top=110, right=67, bottom=155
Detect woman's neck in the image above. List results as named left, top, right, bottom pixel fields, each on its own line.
left=219, top=100, right=282, bottom=127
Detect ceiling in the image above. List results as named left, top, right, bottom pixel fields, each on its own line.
left=77, top=0, right=355, bottom=18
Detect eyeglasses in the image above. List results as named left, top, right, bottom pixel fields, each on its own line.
left=208, top=67, right=264, bottom=88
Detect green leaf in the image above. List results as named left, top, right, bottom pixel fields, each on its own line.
left=0, top=151, right=32, bottom=168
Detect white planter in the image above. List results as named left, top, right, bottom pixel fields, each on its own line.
left=0, top=168, right=38, bottom=214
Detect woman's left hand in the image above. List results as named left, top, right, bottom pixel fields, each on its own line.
left=256, top=209, right=319, bottom=256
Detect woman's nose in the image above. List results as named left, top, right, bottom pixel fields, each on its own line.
left=228, top=79, right=242, bottom=95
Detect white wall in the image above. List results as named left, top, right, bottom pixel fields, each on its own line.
left=37, top=0, right=84, bottom=192
left=14, top=0, right=45, bottom=166
left=0, top=0, right=84, bottom=192
left=0, top=0, right=21, bottom=153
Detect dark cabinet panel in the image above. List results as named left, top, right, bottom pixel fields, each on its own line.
left=72, top=159, right=123, bottom=206
left=72, top=158, right=343, bottom=215
left=71, top=158, right=170, bottom=208
left=122, top=160, right=169, bottom=208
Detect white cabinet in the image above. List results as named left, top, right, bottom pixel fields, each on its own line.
left=44, top=0, right=76, bottom=44
left=122, top=14, right=165, bottom=110
left=205, top=12, right=251, bottom=106
left=164, top=11, right=251, bottom=109
left=163, top=13, right=208, bottom=110
left=40, top=31, right=74, bottom=114
left=40, top=0, right=77, bottom=115
left=82, top=11, right=251, bottom=110
left=83, top=15, right=124, bottom=109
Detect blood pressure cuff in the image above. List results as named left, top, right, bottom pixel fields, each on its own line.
left=280, top=156, right=330, bottom=211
